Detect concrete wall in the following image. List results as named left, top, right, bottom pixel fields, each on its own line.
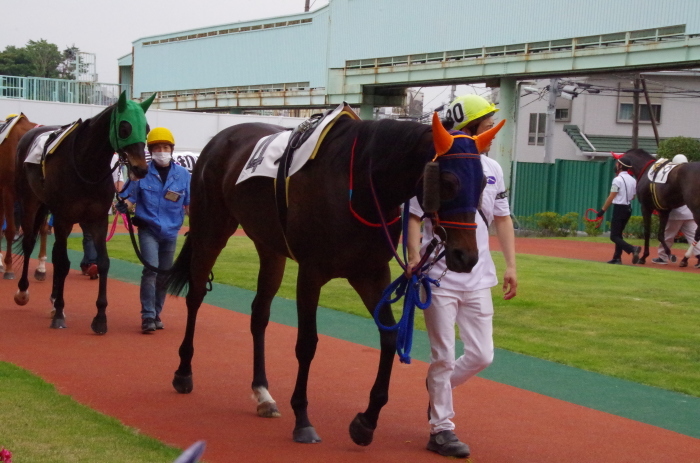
left=0, top=99, right=304, bottom=152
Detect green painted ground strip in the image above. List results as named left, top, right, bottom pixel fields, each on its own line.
left=28, top=243, right=700, bottom=439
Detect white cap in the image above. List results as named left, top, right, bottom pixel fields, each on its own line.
left=672, top=154, right=688, bottom=164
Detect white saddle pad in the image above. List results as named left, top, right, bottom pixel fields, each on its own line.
left=0, top=114, right=22, bottom=145
left=647, top=158, right=678, bottom=184
left=24, top=121, right=81, bottom=165
left=236, top=103, right=358, bottom=185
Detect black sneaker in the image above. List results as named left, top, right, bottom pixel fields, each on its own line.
left=651, top=257, right=668, bottom=265
left=154, top=316, right=164, bottom=330
left=141, top=318, right=156, bottom=332
left=631, top=246, right=642, bottom=264
left=607, top=259, right=622, bottom=264
left=427, top=430, right=470, bottom=458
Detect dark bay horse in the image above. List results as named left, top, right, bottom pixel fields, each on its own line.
left=621, top=149, right=700, bottom=265
left=166, top=112, right=503, bottom=445
left=13, top=92, right=154, bottom=333
left=0, top=114, right=49, bottom=280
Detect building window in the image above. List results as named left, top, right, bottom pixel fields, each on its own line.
left=528, top=113, right=546, bottom=145
left=618, top=103, right=661, bottom=123
left=555, top=108, right=569, bottom=121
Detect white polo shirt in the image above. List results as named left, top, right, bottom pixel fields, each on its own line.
left=409, top=155, right=510, bottom=292
left=611, top=171, right=636, bottom=205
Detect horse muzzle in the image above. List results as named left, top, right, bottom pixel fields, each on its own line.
left=130, top=164, right=148, bottom=179
left=444, top=248, right=478, bottom=273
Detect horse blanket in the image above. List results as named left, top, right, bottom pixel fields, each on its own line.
left=24, top=121, right=81, bottom=165
left=647, top=158, right=679, bottom=184
left=0, top=114, right=22, bottom=145
left=236, top=103, right=359, bottom=185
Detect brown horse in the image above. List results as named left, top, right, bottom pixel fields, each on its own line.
left=0, top=114, right=49, bottom=280
left=166, top=112, right=502, bottom=446
left=621, top=148, right=700, bottom=265
left=13, top=92, right=153, bottom=333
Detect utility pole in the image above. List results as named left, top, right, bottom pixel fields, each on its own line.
left=449, top=85, right=456, bottom=103
left=304, top=0, right=310, bottom=11
left=641, top=77, right=660, bottom=147
left=543, top=78, right=559, bottom=163
left=632, top=77, right=640, bottom=149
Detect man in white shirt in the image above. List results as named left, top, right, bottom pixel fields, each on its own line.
left=597, top=157, right=641, bottom=264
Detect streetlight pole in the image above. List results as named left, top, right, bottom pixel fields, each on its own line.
left=543, top=78, right=559, bottom=163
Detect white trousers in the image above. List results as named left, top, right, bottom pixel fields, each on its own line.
left=658, top=219, right=699, bottom=260
left=424, top=286, right=494, bottom=433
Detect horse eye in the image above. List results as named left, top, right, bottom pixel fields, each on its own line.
left=440, top=172, right=460, bottom=201
left=119, top=121, right=132, bottom=139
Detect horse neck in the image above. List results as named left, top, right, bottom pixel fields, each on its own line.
left=627, top=150, right=655, bottom=178
left=74, top=106, right=115, bottom=176
left=358, top=122, right=433, bottom=209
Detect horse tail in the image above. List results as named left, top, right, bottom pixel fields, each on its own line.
left=166, top=232, right=193, bottom=297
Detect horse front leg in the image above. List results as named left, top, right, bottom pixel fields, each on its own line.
left=290, top=264, right=328, bottom=444
left=1, top=189, right=16, bottom=279
left=88, top=219, right=110, bottom=334
left=48, top=220, right=72, bottom=329
left=347, top=266, right=396, bottom=446
left=14, top=201, right=44, bottom=305
left=250, top=242, right=286, bottom=418
left=657, top=211, right=672, bottom=264
left=34, top=219, right=49, bottom=281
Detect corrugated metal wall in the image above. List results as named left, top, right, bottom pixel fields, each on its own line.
left=512, top=159, right=642, bottom=230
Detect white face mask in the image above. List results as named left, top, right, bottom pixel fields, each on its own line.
left=151, top=151, right=172, bottom=167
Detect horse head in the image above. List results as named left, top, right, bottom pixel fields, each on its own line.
left=421, top=114, right=505, bottom=273
left=109, top=91, right=156, bottom=179
left=618, top=148, right=654, bottom=179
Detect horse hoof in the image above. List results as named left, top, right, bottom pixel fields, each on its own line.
left=349, top=413, right=375, bottom=446
left=4, top=272, right=15, bottom=280
left=50, top=317, right=67, bottom=329
left=173, top=373, right=193, bottom=394
left=638, top=258, right=646, bottom=265
left=293, top=426, right=322, bottom=443
left=679, top=258, right=688, bottom=268
left=34, top=270, right=46, bottom=281
left=14, top=290, right=29, bottom=305
left=257, top=401, right=281, bottom=418
left=91, top=316, right=108, bottom=335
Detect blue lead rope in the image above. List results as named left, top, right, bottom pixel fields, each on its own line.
left=371, top=202, right=442, bottom=364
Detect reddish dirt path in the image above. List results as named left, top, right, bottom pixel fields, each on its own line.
left=1, top=260, right=699, bottom=462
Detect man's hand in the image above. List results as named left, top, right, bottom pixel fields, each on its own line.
left=596, top=209, right=606, bottom=218
left=502, top=268, right=517, bottom=300
left=115, top=201, right=129, bottom=214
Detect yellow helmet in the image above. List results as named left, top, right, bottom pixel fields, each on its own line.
left=146, top=127, right=175, bottom=146
left=5, top=114, right=19, bottom=121
left=447, top=94, right=499, bottom=131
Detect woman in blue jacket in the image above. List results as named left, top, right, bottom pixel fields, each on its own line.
left=120, top=127, right=190, bottom=332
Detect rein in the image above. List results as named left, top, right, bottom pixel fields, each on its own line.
left=65, top=121, right=123, bottom=186
left=636, top=159, right=656, bottom=181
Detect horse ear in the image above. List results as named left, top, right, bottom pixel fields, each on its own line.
left=117, top=91, right=127, bottom=113
left=141, top=93, right=156, bottom=113
left=432, top=112, right=453, bottom=156
left=474, top=119, right=506, bottom=153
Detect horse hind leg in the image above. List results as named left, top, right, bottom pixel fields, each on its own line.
left=251, top=241, right=286, bottom=418
left=34, top=219, right=49, bottom=281
left=14, top=201, right=46, bottom=305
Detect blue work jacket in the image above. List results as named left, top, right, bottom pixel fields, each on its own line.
left=120, top=161, right=191, bottom=240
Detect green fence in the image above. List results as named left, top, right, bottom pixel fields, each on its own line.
left=511, top=158, right=642, bottom=231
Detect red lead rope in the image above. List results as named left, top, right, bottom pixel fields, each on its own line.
left=348, top=137, right=400, bottom=227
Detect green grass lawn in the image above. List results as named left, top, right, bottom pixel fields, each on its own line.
left=0, top=362, right=181, bottom=463
left=67, top=233, right=700, bottom=398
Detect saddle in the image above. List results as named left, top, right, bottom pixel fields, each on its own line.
left=274, top=110, right=331, bottom=227
left=0, top=114, right=21, bottom=145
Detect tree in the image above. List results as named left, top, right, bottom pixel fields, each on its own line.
left=25, top=39, right=62, bottom=78
left=57, top=46, right=81, bottom=80
left=0, top=45, right=33, bottom=77
left=657, top=136, right=700, bottom=162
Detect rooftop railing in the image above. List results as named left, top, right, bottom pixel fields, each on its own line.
left=0, top=75, right=130, bottom=106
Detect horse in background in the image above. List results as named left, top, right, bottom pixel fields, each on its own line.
left=13, top=92, right=154, bottom=334
left=620, top=149, right=700, bottom=264
left=166, top=111, right=502, bottom=446
left=0, top=114, right=49, bottom=280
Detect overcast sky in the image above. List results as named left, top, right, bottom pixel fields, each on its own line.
left=0, top=0, right=485, bottom=112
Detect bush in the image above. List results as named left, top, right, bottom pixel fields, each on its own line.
left=516, top=212, right=580, bottom=237
left=584, top=219, right=603, bottom=237
left=624, top=214, right=661, bottom=239
left=657, top=136, right=700, bottom=162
